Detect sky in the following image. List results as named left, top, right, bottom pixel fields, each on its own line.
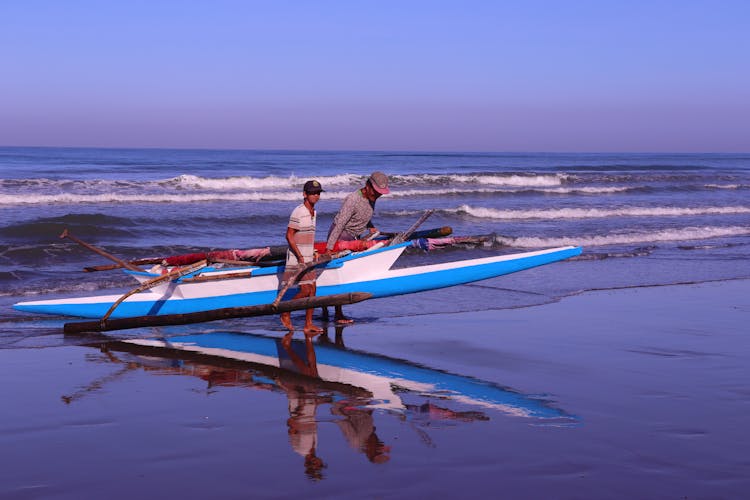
left=1, top=1, right=749, bottom=152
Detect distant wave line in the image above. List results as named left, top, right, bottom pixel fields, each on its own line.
left=0, top=192, right=346, bottom=205
left=0, top=185, right=636, bottom=205
left=451, top=204, right=750, bottom=220
left=1, top=171, right=570, bottom=191
left=704, top=183, right=748, bottom=190
left=497, top=226, right=750, bottom=248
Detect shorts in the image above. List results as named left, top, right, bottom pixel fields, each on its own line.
left=281, top=265, right=318, bottom=287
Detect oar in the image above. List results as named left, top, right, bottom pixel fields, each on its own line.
left=388, top=209, right=435, bottom=246
left=100, top=259, right=209, bottom=323
left=60, top=229, right=144, bottom=272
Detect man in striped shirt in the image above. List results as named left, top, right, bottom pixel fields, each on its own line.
left=280, top=180, right=324, bottom=335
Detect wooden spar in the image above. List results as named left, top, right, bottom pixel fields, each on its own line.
left=63, top=292, right=372, bottom=334
left=389, top=209, right=435, bottom=246
left=81, top=226, right=453, bottom=273
left=271, top=252, right=346, bottom=307
left=84, top=256, right=286, bottom=272
left=100, top=260, right=209, bottom=322
left=378, top=226, right=452, bottom=240
left=84, top=257, right=164, bottom=272
left=60, top=229, right=145, bottom=272
left=180, top=271, right=253, bottom=283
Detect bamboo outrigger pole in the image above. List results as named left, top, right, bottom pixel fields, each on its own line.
left=63, top=292, right=372, bottom=334
left=389, top=209, right=435, bottom=245
left=271, top=251, right=347, bottom=307
left=60, top=229, right=145, bottom=272
left=99, top=259, right=209, bottom=323
left=84, top=257, right=163, bottom=272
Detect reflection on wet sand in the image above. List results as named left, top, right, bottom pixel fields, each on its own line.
left=69, top=325, right=576, bottom=480
left=274, top=332, right=390, bottom=478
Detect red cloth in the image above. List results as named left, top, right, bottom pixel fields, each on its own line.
left=313, top=239, right=381, bottom=254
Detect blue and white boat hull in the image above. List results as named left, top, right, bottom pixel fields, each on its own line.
left=13, top=244, right=582, bottom=319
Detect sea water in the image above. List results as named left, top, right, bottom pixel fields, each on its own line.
left=1, top=148, right=749, bottom=326
left=1, top=148, right=749, bottom=495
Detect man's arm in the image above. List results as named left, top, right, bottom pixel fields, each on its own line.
left=326, top=197, right=357, bottom=250
left=286, top=226, right=304, bottom=263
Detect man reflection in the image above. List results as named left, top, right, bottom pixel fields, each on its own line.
left=277, top=332, right=329, bottom=480
left=318, top=322, right=347, bottom=348
left=332, top=401, right=391, bottom=463
left=83, top=336, right=496, bottom=481
left=277, top=331, right=391, bottom=475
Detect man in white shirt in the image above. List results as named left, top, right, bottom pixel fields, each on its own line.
left=280, top=180, right=324, bottom=335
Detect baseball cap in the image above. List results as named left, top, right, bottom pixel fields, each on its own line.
left=303, top=180, right=324, bottom=194
left=368, top=171, right=390, bottom=195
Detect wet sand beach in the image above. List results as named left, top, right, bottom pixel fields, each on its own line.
left=1, top=278, right=748, bottom=498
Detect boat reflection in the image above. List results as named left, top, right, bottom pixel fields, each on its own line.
left=73, top=326, right=577, bottom=480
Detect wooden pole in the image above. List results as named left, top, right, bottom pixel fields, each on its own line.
left=378, top=226, right=452, bottom=240
left=60, top=229, right=144, bottom=272
left=63, top=292, right=372, bottom=334
left=80, top=227, right=452, bottom=273
left=271, top=253, right=340, bottom=307
left=84, top=257, right=164, bottom=272
left=100, top=259, right=209, bottom=322
left=389, top=209, right=435, bottom=245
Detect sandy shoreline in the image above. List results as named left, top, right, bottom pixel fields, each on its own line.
left=2, top=278, right=749, bottom=498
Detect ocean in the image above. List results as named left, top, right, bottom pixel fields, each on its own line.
left=2, top=147, right=749, bottom=325
left=1, top=147, right=749, bottom=496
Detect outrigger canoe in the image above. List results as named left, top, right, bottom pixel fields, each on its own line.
left=14, top=243, right=581, bottom=320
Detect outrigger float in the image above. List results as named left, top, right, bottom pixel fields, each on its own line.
left=13, top=215, right=582, bottom=333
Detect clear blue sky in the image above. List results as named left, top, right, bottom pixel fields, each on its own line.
left=1, top=1, right=748, bottom=152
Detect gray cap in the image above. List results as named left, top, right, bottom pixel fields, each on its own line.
left=368, top=171, right=390, bottom=194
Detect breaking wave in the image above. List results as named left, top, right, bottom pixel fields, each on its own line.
left=0, top=186, right=632, bottom=206
left=497, top=226, right=750, bottom=248
left=389, top=173, right=569, bottom=187
left=452, top=204, right=750, bottom=220
left=0, top=192, right=326, bottom=205
left=1, top=171, right=569, bottom=190
left=167, top=173, right=362, bottom=190
left=704, top=183, right=749, bottom=190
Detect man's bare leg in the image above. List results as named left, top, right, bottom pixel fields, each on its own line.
left=280, top=311, right=294, bottom=332
left=301, top=283, right=323, bottom=335
left=281, top=330, right=294, bottom=349
left=334, top=305, right=354, bottom=324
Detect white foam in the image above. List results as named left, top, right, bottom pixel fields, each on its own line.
left=394, top=173, right=568, bottom=187
left=0, top=185, right=634, bottom=205
left=705, top=183, right=746, bottom=190
left=0, top=191, right=347, bottom=205
left=535, top=186, right=631, bottom=194
left=169, top=173, right=361, bottom=190
left=498, top=226, right=750, bottom=248
left=454, top=204, right=750, bottom=220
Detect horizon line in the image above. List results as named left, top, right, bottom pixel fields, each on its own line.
left=1, top=144, right=748, bottom=156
